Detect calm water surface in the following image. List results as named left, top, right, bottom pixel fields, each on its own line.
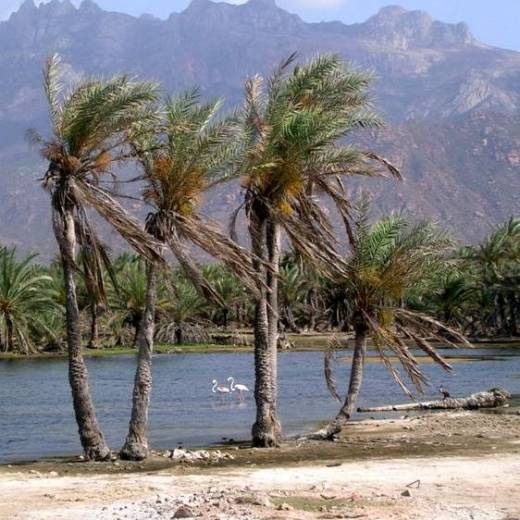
left=1, top=348, right=519, bottom=463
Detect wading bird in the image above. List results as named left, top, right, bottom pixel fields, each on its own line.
left=439, top=385, right=451, bottom=399
left=227, top=377, right=250, bottom=400
left=212, top=379, right=231, bottom=396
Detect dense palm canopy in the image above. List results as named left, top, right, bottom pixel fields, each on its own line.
left=0, top=248, right=59, bottom=353
left=30, top=54, right=164, bottom=271
left=236, top=53, right=400, bottom=272
left=17, top=51, right=517, bottom=460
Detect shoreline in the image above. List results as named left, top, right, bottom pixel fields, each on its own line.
left=1, top=411, right=519, bottom=519
left=1, top=335, right=519, bottom=361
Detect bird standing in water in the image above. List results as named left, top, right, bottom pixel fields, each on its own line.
left=439, top=385, right=451, bottom=399
left=227, top=377, right=250, bottom=400
left=212, top=379, right=231, bottom=396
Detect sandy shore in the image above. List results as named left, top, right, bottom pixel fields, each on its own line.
left=1, top=411, right=519, bottom=520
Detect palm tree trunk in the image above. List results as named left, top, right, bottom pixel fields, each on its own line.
left=223, top=307, right=229, bottom=330
left=497, top=293, right=507, bottom=333
left=284, top=306, right=299, bottom=333
left=509, top=294, right=518, bottom=336
left=325, top=317, right=368, bottom=439
left=266, top=220, right=282, bottom=430
left=250, top=206, right=281, bottom=447
left=54, top=206, right=110, bottom=461
left=120, top=262, right=157, bottom=461
left=87, top=304, right=99, bottom=349
left=6, top=314, right=14, bottom=352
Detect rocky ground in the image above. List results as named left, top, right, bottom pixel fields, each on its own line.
left=1, top=410, right=519, bottom=520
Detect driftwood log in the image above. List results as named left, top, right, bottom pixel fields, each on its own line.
left=357, top=388, right=511, bottom=413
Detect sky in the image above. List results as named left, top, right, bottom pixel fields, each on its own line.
left=2, top=0, right=520, bottom=52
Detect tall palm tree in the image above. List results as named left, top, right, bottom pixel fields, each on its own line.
left=323, top=207, right=471, bottom=439
left=461, top=218, right=520, bottom=335
left=235, top=54, right=400, bottom=447
left=0, top=248, right=58, bottom=353
left=29, top=55, right=163, bottom=461
left=120, top=90, right=260, bottom=460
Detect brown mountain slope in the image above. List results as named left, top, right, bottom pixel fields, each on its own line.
left=0, top=0, right=519, bottom=256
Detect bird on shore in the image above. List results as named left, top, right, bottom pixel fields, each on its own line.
left=211, top=379, right=231, bottom=396
left=439, top=385, right=451, bottom=399
left=227, top=377, right=250, bottom=400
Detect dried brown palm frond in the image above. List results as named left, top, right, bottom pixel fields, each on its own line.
left=395, top=308, right=473, bottom=349
left=324, top=335, right=343, bottom=402
left=166, top=230, right=224, bottom=307
left=73, top=180, right=164, bottom=265
left=174, top=214, right=265, bottom=298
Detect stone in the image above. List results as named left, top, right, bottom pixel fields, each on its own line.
left=253, top=496, right=272, bottom=507
left=173, top=505, right=195, bottom=518
left=277, top=503, right=293, bottom=511
left=401, top=489, right=412, bottom=497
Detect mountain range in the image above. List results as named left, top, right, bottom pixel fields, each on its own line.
left=1, top=0, right=519, bottom=257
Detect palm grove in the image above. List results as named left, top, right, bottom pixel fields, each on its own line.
left=0, top=54, right=518, bottom=460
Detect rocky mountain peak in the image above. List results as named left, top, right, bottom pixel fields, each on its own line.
left=40, top=0, right=77, bottom=17
left=181, top=0, right=302, bottom=33
left=363, top=5, right=475, bottom=48
left=244, top=0, right=278, bottom=9
left=9, top=0, right=37, bottom=21
left=79, top=0, right=102, bottom=15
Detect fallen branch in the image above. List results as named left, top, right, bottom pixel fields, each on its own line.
left=357, top=388, right=510, bottom=413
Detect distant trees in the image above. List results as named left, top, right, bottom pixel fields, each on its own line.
left=0, top=248, right=59, bottom=353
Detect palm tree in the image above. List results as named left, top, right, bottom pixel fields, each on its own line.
left=30, top=55, right=163, bottom=461
left=203, top=264, right=247, bottom=329
left=278, top=263, right=306, bottom=332
left=120, top=90, right=259, bottom=461
left=235, top=54, right=400, bottom=447
left=0, top=248, right=59, bottom=353
left=323, top=207, right=472, bottom=439
left=108, top=254, right=149, bottom=345
left=461, top=218, right=520, bottom=335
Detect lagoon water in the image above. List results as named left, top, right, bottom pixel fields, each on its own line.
left=1, top=348, right=519, bottom=463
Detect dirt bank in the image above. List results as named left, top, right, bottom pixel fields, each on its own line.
left=1, top=410, right=519, bottom=519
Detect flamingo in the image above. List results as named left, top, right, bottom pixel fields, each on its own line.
left=227, top=377, right=250, bottom=400
left=211, top=379, right=231, bottom=396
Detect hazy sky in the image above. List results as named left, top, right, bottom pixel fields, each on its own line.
left=3, top=0, right=520, bottom=52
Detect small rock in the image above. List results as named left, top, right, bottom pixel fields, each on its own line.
left=277, top=503, right=293, bottom=511
left=253, top=496, right=272, bottom=507
left=172, top=505, right=195, bottom=518
left=48, top=471, right=59, bottom=477
left=401, top=489, right=412, bottom=497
